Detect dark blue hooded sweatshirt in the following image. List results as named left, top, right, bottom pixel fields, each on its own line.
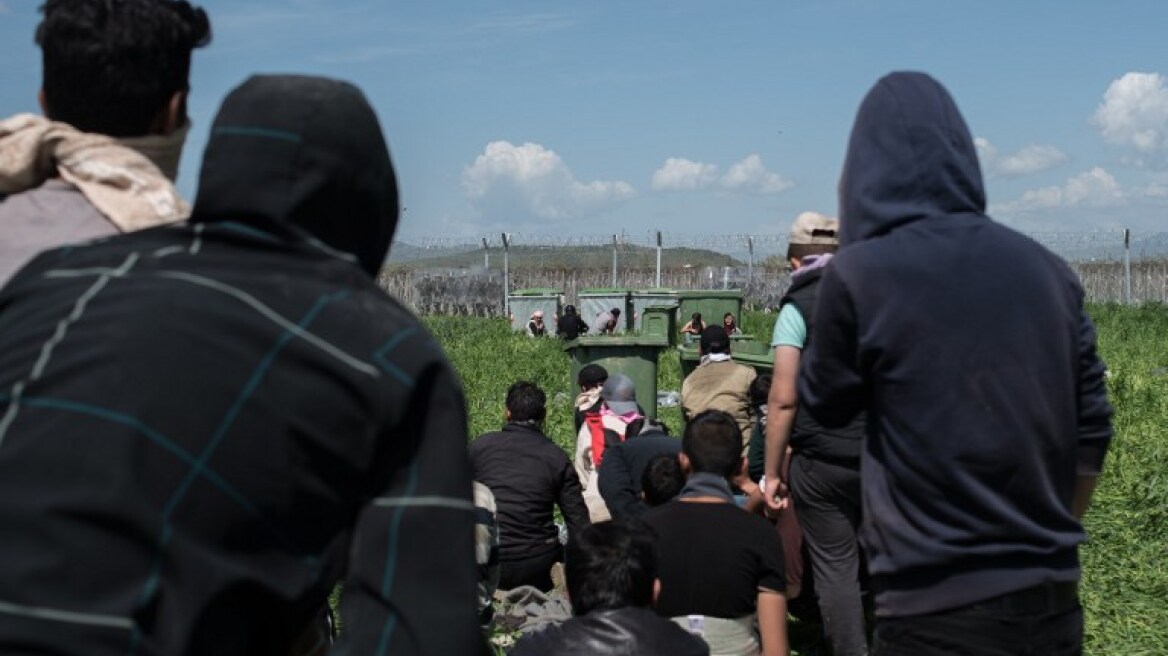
left=798, top=72, right=1113, bottom=617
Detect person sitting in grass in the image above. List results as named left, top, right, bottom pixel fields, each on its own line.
left=599, top=417, right=680, bottom=520
left=641, top=453, right=685, bottom=508
left=471, top=381, right=591, bottom=591
left=512, top=520, right=709, bottom=656
left=575, top=374, right=642, bottom=522
left=644, top=410, right=789, bottom=656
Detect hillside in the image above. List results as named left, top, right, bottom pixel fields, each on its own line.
left=387, top=243, right=744, bottom=270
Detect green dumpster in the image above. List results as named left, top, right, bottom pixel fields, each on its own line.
left=678, top=338, right=774, bottom=381
left=578, top=288, right=632, bottom=334
left=629, top=289, right=678, bottom=333
left=565, top=335, right=670, bottom=419
left=677, top=290, right=744, bottom=335
left=508, top=288, right=563, bottom=333
left=641, top=305, right=677, bottom=343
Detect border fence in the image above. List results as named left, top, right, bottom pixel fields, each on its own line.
left=378, top=228, right=1168, bottom=316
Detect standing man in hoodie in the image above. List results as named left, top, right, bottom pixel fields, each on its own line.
left=799, top=71, right=1113, bottom=655
left=0, top=0, right=211, bottom=287
left=0, top=75, right=486, bottom=655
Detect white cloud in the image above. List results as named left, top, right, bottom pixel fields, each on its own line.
left=975, top=137, right=1067, bottom=177
left=1009, top=167, right=1125, bottom=211
left=651, top=158, right=719, bottom=191
left=462, top=141, right=635, bottom=221
left=1093, top=72, right=1168, bottom=154
left=719, top=154, right=794, bottom=194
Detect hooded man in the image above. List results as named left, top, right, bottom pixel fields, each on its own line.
left=798, top=71, right=1113, bottom=655
left=0, top=76, right=484, bottom=655
left=0, top=0, right=211, bottom=287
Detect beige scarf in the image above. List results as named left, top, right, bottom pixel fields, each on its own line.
left=0, top=113, right=189, bottom=231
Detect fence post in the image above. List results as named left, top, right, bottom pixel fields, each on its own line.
left=1124, top=228, right=1131, bottom=304
left=655, top=231, right=662, bottom=288
left=612, top=234, right=618, bottom=287
left=502, top=232, right=510, bottom=318
left=482, top=237, right=489, bottom=270
left=747, top=236, right=754, bottom=283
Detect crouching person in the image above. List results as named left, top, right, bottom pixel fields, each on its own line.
left=512, top=521, right=709, bottom=656
left=645, top=411, right=789, bottom=656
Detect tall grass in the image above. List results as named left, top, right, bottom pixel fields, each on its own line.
left=427, top=304, right=1168, bottom=655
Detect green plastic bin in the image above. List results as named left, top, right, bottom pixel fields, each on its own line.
left=641, top=305, right=677, bottom=342
left=508, top=288, right=563, bottom=333
left=578, top=288, right=632, bottom=334
left=565, top=335, right=670, bottom=419
left=629, top=289, right=678, bottom=333
left=678, top=338, right=774, bottom=381
left=677, top=290, right=744, bottom=335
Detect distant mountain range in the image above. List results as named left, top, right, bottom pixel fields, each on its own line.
left=387, top=243, right=745, bottom=269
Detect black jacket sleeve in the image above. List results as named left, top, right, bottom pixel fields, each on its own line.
left=598, top=443, right=642, bottom=519
left=1074, top=308, right=1113, bottom=475
left=556, top=454, right=592, bottom=536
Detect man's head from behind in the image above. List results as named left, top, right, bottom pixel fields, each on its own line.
left=786, top=211, right=839, bottom=264
left=601, top=373, right=638, bottom=415
left=505, top=381, right=546, bottom=425
left=192, top=75, right=399, bottom=277
left=566, top=520, right=658, bottom=616
left=37, top=0, right=211, bottom=137
left=642, top=453, right=684, bottom=507
left=681, top=410, right=742, bottom=480
left=578, top=364, right=608, bottom=392
left=699, top=325, right=729, bottom=356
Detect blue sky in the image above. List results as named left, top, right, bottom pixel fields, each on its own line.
left=2, top=0, right=1166, bottom=243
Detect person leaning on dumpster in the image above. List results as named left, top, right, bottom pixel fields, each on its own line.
left=557, top=303, right=590, bottom=340
left=592, top=307, right=622, bottom=334
left=797, top=71, right=1113, bottom=656
left=0, top=75, right=487, bottom=654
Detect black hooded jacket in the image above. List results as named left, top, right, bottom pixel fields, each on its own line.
left=798, top=72, right=1113, bottom=616
left=0, top=76, right=484, bottom=655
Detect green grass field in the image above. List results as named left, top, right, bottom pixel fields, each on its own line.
left=427, top=304, right=1168, bottom=655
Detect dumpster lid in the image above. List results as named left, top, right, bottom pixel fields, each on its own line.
left=564, top=335, right=670, bottom=351
left=579, top=288, right=633, bottom=295
left=511, top=288, right=562, bottom=296
left=677, top=289, right=744, bottom=299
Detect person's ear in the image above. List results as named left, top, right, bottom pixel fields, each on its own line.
left=678, top=453, right=692, bottom=475
left=652, top=578, right=662, bottom=605
left=789, top=256, right=802, bottom=270
left=505, top=408, right=512, bottom=422
left=150, top=89, right=187, bottom=135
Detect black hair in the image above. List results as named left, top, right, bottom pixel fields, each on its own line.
left=37, top=0, right=212, bottom=137
left=682, top=410, right=742, bottom=479
left=577, top=364, right=609, bottom=390
left=641, top=453, right=684, bottom=507
left=610, top=308, right=621, bottom=317
left=749, top=374, right=772, bottom=408
left=505, top=381, right=546, bottom=424
left=786, top=242, right=838, bottom=261
left=565, top=520, right=657, bottom=615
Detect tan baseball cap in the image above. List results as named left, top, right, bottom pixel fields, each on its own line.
left=788, top=211, right=840, bottom=246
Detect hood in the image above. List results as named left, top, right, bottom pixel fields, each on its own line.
left=838, top=72, right=985, bottom=246
left=191, top=75, right=398, bottom=276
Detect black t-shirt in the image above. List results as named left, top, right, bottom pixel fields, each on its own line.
left=644, top=500, right=785, bottom=618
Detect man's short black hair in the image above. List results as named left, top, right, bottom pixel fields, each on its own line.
left=37, top=0, right=212, bottom=137
left=565, top=520, right=657, bottom=615
left=611, top=308, right=621, bottom=317
left=577, top=364, right=608, bottom=390
left=749, top=374, right=772, bottom=408
left=506, top=381, right=546, bottom=423
left=641, top=453, right=683, bottom=506
left=682, top=410, right=741, bottom=479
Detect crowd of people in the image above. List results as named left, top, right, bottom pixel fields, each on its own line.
left=0, top=1, right=1114, bottom=655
